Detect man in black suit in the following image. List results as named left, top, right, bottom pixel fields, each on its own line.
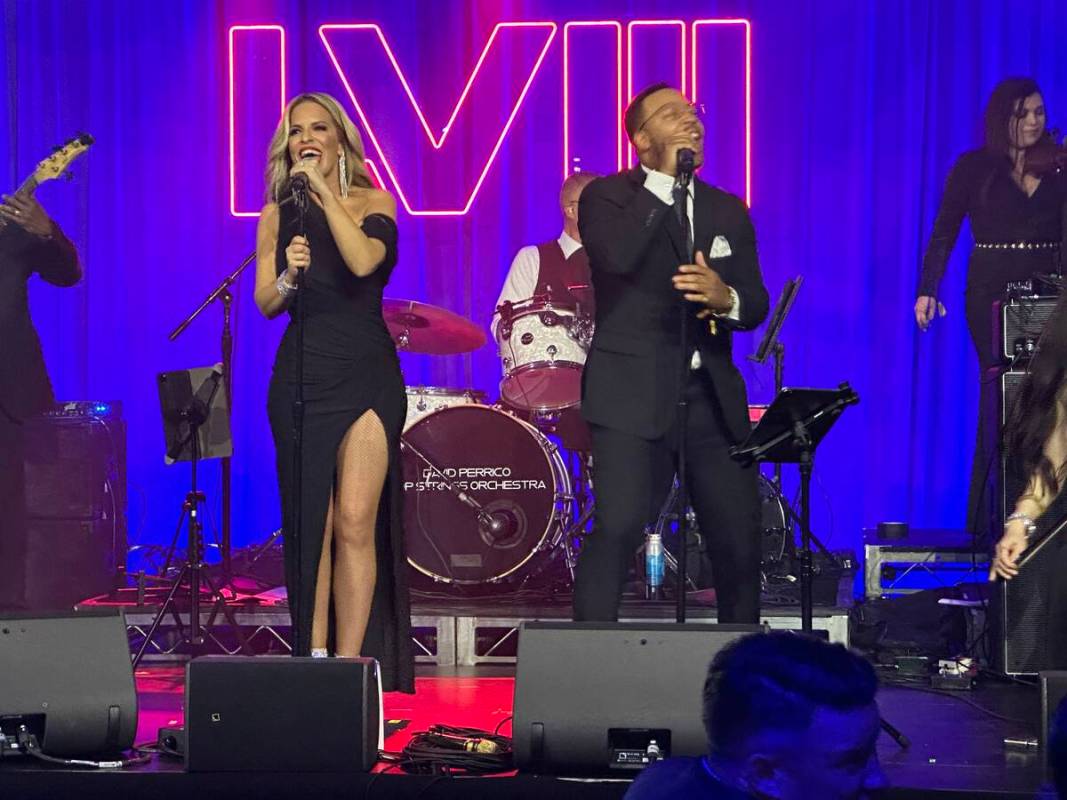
left=574, top=82, right=769, bottom=623
left=0, top=192, right=81, bottom=609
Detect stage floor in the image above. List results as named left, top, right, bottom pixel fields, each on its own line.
left=0, top=663, right=1050, bottom=799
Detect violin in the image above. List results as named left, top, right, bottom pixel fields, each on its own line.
left=1024, top=130, right=1067, bottom=176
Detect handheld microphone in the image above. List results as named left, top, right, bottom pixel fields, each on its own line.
left=290, top=172, right=310, bottom=193
left=289, top=153, right=317, bottom=204
left=677, top=148, right=695, bottom=185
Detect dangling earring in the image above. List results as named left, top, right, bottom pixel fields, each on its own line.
left=338, top=151, right=349, bottom=198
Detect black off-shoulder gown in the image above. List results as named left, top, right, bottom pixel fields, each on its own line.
left=267, top=199, right=413, bottom=693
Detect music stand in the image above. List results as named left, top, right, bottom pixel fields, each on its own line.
left=751, top=276, right=802, bottom=368
left=748, top=276, right=803, bottom=550
left=730, top=384, right=859, bottom=633
left=132, top=366, right=249, bottom=669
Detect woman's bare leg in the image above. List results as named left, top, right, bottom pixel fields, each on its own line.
left=331, top=410, right=388, bottom=657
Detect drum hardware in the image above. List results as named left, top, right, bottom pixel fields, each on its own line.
left=646, top=474, right=795, bottom=594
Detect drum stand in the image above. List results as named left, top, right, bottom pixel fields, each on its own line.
left=556, top=451, right=595, bottom=581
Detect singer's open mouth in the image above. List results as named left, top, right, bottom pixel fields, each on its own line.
left=299, top=148, right=322, bottom=160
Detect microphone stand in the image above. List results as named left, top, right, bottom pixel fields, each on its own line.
left=675, top=151, right=695, bottom=624
left=166, top=190, right=300, bottom=580
left=169, top=251, right=257, bottom=577
left=291, top=180, right=309, bottom=656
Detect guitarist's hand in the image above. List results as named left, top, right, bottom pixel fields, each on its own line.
left=0, top=194, right=53, bottom=238
left=989, top=520, right=1030, bottom=581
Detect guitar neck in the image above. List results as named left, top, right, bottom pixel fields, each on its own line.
left=15, top=176, right=39, bottom=197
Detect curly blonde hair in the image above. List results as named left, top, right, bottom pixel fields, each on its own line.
left=264, top=92, right=373, bottom=203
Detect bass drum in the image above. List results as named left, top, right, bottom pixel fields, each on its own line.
left=401, top=405, right=571, bottom=584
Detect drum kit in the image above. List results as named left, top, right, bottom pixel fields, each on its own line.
left=384, top=293, right=797, bottom=595
left=384, top=294, right=594, bottom=588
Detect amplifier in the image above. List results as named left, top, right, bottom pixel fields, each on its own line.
left=999, top=297, right=1058, bottom=362
left=21, top=404, right=126, bottom=610
left=24, top=404, right=125, bottom=521
left=43, top=401, right=122, bottom=419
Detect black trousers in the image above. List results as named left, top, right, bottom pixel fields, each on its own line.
left=573, top=369, right=762, bottom=623
left=0, top=408, right=27, bottom=610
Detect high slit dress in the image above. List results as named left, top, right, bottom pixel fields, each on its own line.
left=267, top=198, right=414, bottom=693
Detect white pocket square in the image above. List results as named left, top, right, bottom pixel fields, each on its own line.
left=709, top=235, right=732, bottom=259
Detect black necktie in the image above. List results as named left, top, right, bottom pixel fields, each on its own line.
left=673, top=182, right=693, bottom=262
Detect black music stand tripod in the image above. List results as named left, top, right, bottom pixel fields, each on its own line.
left=730, top=384, right=858, bottom=633
left=132, top=367, right=250, bottom=669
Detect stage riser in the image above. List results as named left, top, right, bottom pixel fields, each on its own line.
left=455, top=614, right=849, bottom=666
left=104, top=609, right=848, bottom=668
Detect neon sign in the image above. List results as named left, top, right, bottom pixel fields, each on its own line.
left=229, top=19, right=751, bottom=216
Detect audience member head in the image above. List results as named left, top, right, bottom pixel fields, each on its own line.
left=703, top=631, right=886, bottom=799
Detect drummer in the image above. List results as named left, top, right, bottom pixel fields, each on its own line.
left=491, top=171, right=599, bottom=337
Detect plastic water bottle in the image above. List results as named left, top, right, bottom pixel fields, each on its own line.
left=645, top=532, right=664, bottom=599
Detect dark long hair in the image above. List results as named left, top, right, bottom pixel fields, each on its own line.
left=983, top=77, right=1042, bottom=159
left=1005, top=291, right=1067, bottom=502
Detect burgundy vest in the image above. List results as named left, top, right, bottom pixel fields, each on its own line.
left=534, top=241, right=594, bottom=313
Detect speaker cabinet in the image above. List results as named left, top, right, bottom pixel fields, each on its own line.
left=24, top=413, right=126, bottom=522
left=185, top=656, right=380, bottom=772
left=0, top=609, right=137, bottom=757
left=513, top=622, right=759, bottom=774
left=19, top=411, right=126, bottom=611
left=24, top=518, right=119, bottom=611
left=1000, top=370, right=1027, bottom=517
left=996, top=494, right=1067, bottom=675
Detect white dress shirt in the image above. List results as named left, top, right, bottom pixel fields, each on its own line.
left=491, top=231, right=582, bottom=337
left=641, top=164, right=741, bottom=368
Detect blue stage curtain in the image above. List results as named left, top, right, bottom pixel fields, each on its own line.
left=4, top=0, right=1066, bottom=562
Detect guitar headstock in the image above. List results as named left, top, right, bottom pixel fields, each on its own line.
left=33, top=133, right=94, bottom=185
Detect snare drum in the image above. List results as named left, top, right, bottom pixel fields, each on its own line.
left=402, top=404, right=571, bottom=584
left=404, top=386, right=485, bottom=431
left=496, top=298, right=593, bottom=412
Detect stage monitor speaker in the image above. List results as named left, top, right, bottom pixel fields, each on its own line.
left=512, top=622, right=761, bottom=774
left=185, top=655, right=380, bottom=772
left=0, top=609, right=137, bottom=757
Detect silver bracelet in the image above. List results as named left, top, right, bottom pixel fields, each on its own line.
left=1005, top=512, right=1038, bottom=537
left=276, top=272, right=297, bottom=299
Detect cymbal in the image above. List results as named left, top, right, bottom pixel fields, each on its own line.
left=382, top=298, right=486, bottom=355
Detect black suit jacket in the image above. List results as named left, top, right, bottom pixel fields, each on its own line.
left=0, top=222, right=81, bottom=421
left=578, top=166, right=769, bottom=442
